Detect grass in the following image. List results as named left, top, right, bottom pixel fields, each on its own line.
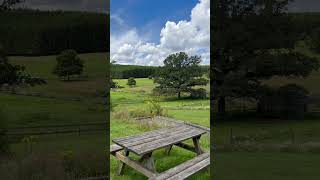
left=214, top=152, right=320, bottom=180
left=1, top=53, right=108, bottom=179
left=9, top=53, right=108, bottom=98
left=110, top=78, right=210, bottom=179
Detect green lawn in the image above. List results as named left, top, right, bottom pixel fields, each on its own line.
left=9, top=53, right=108, bottom=98
left=1, top=53, right=108, bottom=179
left=110, top=78, right=210, bottom=179
left=214, top=152, right=320, bottom=180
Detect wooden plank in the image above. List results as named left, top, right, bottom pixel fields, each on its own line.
left=118, top=126, right=195, bottom=148
left=117, top=149, right=129, bottom=175
left=155, top=152, right=210, bottom=180
left=167, top=158, right=210, bottom=180
left=130, top=129, right=206, bottom=155
left=113, top=125, right=189, bottom=144
left=110, top=144, right=123, bottom=155
left=115, top=152, right=157, bottom=178
left=130, top=129, right=205, bottom=155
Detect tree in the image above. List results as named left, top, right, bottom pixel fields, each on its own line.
left=0, top=0, right=24, bottom=11
left=212, top=0, right=319, bottom=117
left=154, top=52, right=209, bottom=99
left=0, top=44, right=46, bottom=88
left=53, top=49, right=84, bottom=81
left=127, top=77, right=136, bottom=87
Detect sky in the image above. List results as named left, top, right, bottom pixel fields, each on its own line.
left=111, top=0, right=210, bottom=66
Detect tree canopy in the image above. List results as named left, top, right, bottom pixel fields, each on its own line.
left=0, top=44, right=46, bottom=87
left=212, top=0, right=320, bottom=115
left=154, top=52, right=208, bottom=99
left=53, top=49, right=84, bottom=81
left=0, top=0, right=24, bottom=11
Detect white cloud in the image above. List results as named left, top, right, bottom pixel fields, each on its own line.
left=111, top=0, right=210, bottom=66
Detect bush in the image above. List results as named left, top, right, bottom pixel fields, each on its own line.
left=146, top=98, right=167, bottom=117
left=257, top=84, right=309, bottom=119
left=127, top=77, right=136, bottom=87
left=148, top=75, right=153, bottom=79
left=190, top=88, right=207, bottom=99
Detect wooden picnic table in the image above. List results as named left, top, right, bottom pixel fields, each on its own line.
left=111, top=125, right=208, bottom=179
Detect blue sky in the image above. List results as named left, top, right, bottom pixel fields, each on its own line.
left=110, top=0, right=210, bottom=66
left=111, top=0, right=198, bottom=43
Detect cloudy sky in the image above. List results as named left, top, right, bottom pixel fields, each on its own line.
left=111, top=0, right=210, bottom=66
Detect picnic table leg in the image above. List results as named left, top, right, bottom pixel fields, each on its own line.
left=192, top=135, right=203, bottom=155
left=117, top=149, right=129, bottom=175
left=140, top=152, right=156, bottom=173
left=164, top=145, right=173, bottom=155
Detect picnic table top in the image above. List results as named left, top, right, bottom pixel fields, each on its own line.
left=112, top=125, right=207, bottom=156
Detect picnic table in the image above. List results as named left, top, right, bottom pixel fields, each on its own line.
left=111, top=124, right=210, bottom=179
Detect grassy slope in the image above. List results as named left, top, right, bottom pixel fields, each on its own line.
left=9, top=53, right=108, bottom=98
left=1, top=53, right=108, bottom=154
left=110, top=78, right=210, bottom=179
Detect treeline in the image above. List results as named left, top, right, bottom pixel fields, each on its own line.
left=111, top=64, right=159, bottom=79
left=0, top=9, right=109, bottom=55
left=111, top=64, right=209, bottom=79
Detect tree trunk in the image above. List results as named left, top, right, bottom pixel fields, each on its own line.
left=218, top=96, right=226, bottom=121
left=178, top=91, right=181, bottom=99
left=218, top=96, right=225, bottom=113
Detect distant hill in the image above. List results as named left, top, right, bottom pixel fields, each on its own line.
left=0, top=9, right=109, bottom=55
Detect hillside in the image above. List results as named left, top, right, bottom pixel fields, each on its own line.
left=0, top=10, right=109, bottom=55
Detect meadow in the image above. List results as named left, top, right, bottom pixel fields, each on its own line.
left=0, top=53, right=108, bottom=179
left=213, top=68, right=320, bottom=179
left=110, top=78, right=210, bottom=179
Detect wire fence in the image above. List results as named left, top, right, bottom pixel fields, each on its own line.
left=3, top=122, right=107, bottom=141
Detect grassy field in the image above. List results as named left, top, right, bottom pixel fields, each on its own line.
left=0, top=53, right=108, bottom=179
left=213, top=65, right=320, bottom=179
left=110, top=78, right=210, bottom=179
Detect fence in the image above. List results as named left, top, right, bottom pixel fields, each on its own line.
left=3, top=122, right=107, bottom=140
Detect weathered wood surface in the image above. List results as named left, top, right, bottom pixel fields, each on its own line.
left=115, top=151, right=157, bottom=178
left=113, top=126, right=206, bottom=156
left=117, top=149, right=129, bottom=175
left=154, top=152, right=210, bottom=180
left=110, top=144, right=123, bottom=154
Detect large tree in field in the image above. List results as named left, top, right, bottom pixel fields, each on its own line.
left=212, top=0, right=320, bottom=117
left=154, top=52, right=208, bottom=99
left=53, top=49, right=84, bottom=81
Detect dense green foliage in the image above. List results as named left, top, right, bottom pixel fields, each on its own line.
left=0, top=44, right=46, bottom=87
left=212, top=0, right=320, bottom=116
left=111, top=64, right=158, bottom=79
left=53, top=49, right=84, bottom=81
left=126, top=77, right=136, bottom=87
left=110, top=64, right=209, bottom=79
left=0, top=0, right=23, bottom=11
left=0, top=10, right=109, bottom=55
left=154, top=52, right=209, bottom=99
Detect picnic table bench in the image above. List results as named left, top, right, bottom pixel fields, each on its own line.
left=110, top=125, right=210, bottom=179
